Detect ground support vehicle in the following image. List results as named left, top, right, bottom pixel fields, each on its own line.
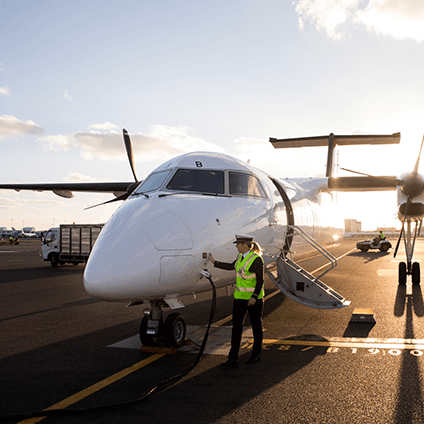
left=356, top=238, right=392, bottom=252
left=41, top=224, right=103, bottom=267
left=0, top=237, right=19, bottom=245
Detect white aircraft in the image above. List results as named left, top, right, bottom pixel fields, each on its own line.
left=0, top=130, right=401, bottom=348
left=1, top=227, right=22, bottom=238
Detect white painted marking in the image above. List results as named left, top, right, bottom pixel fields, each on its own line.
left=108, top=329, right=424, bottom=358
left=108, top=335, right=141, bottom=350
left=108, top=325, right=253, bottom=356
left=377, top=269, right=397, bottom=276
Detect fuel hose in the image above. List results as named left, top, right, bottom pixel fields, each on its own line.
left=0, top=271, right=217, bottom=422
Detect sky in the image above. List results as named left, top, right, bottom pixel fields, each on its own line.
left=2, top=0, right=424, bottom=231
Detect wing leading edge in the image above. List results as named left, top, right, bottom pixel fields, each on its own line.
left=0, top=182, right=133, bottom=198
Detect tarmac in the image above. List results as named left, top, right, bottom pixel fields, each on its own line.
left=1, top=238, right=424, bottom=423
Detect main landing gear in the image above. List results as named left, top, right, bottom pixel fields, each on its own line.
left=139, top=300, right=187, bottom=349
left=398, top=261, right=420, bottom=286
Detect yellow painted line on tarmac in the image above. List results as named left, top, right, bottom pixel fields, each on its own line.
left=212, top=247, right=356, bottom=328
left=261, top=338, right=424, bottom=351
left=19, top=353, right=165, bottom=424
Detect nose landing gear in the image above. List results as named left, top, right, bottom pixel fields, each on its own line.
left=139, top=300, right=187, bottom=349
left=398, top=261, right=420, bottom=286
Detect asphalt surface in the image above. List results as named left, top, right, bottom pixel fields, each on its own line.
left=1, top=238, right=424, bottom=423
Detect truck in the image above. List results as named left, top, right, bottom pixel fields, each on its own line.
left=41, top=224, right=104, bottom=267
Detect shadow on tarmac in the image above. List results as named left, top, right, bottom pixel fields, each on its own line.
left=63, top=335, right=330, bottom=424
left=0, top=266, right=84, bottom=284
left=393, top=287, right=424, bottom=423
left=342, top=322, right=375, bottom=338
left=0, top=298, right=100, bottom=323
left=394, top=284, right=424, bottom=318
left=347, top=250, right=391, bottom=263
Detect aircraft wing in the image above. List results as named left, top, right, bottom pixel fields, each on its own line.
left=270, top=132, right=401, bottom=178
left=0, top=182, right=134, bottom=198
left=269, top=132, right=401, bottom=148
left=327, top=176, right=398, bottom=192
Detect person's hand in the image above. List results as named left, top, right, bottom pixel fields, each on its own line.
left=208, top=253, right=215, bottom=264
left=248, top=297, right=256, bottom=307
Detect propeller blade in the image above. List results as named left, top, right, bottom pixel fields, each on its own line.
left=123, top=129, right=138, bottom=182
left=413, top=135, right=424, bottom=175
left=84, top=129, right=140, bottom=210
left=84, top=193, right=129, bottom=210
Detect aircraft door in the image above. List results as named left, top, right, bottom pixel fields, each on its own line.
left=269, top=177, right=294, bottom=253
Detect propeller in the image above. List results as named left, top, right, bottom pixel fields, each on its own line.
left=392, top=136, right=424, bottom=258
left=123, top=128, right=138, bottom=183
left=340, top=135, right=424, bottom=259
left=84, top=129, right=140, bottom=210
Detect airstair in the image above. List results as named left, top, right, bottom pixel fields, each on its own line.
left=267, top=226, right=350, bottom=309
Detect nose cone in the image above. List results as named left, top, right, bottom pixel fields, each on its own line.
left=84, top=233, right=160, bottom=301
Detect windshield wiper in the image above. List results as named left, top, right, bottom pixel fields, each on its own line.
left=132, top=191, right=149, bottom=198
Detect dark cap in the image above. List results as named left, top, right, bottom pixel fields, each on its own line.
left=233, top=234, right=254, bottom=244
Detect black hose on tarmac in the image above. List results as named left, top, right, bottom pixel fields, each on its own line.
left=0, top=273, right=217, bottom=422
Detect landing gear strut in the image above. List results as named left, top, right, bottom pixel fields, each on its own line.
left=139, top=300, right=187, bottom=349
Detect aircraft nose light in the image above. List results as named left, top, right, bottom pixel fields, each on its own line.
left=84, top=234, right=160, bottom=301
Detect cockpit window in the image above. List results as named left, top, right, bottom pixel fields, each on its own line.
left=229, top=172, right=267, bottom=198
left=167, top=169, right=224, bottom=194
left=133, top=170, right=170, bottom=194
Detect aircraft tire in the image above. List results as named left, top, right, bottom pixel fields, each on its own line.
left=399, top=262, right=407, bottom=285
left=139, top=316, right=163, bottom=347
left=412, top=262, right=421, bottom=286
left=163, top=313, right=186, bottom=349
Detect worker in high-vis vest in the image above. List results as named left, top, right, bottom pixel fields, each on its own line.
left=209, top=234, right=264, bottom=368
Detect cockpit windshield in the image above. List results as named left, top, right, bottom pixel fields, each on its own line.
left=133, top=170, right=170, bottom=194
left=167, top=169, right=224, bottom=194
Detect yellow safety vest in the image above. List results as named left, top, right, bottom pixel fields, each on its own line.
left=234, top=251, right=264, bottom=300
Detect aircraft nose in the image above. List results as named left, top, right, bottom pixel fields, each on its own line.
left=84, top=233, right=160, bottom=301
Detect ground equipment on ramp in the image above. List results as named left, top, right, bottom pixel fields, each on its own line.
left=41, top=224, right=103, bottom=267
left=356, top=238, right=391, bottom=252
left=268, top=226, right=350, bottom=309
left=0, top=237, right=19, bottom=245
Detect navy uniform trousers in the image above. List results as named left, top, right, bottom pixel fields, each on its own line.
left=228, top=297, right=264, bottom=360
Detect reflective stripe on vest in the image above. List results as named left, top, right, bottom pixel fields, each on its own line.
left=234, top=251, right=264, bottom=300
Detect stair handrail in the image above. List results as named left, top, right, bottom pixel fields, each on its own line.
left=283, top=225, right=337, bottom=281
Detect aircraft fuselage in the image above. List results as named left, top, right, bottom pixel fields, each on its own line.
left=83, top=152, right=344, bottom=302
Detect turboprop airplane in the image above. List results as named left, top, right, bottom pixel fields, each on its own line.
left=0, top=129, right=400, bottom=348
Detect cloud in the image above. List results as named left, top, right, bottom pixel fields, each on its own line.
left=295, top=0, right=359, bottom=40
left=294, top=0, right=424, bottom=42
left=41, top=124, right=226, bottom=162
left=63, top=90, right=73, bottom=101
left=355, top=0, right=424, bottom=42
left=0, top=115, right=46, bottom=138
left=0, top=86, right=10, bottom=96
left=88, top=122, right=119, bottom=131
left=62, top=172, right=107, bottom=182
